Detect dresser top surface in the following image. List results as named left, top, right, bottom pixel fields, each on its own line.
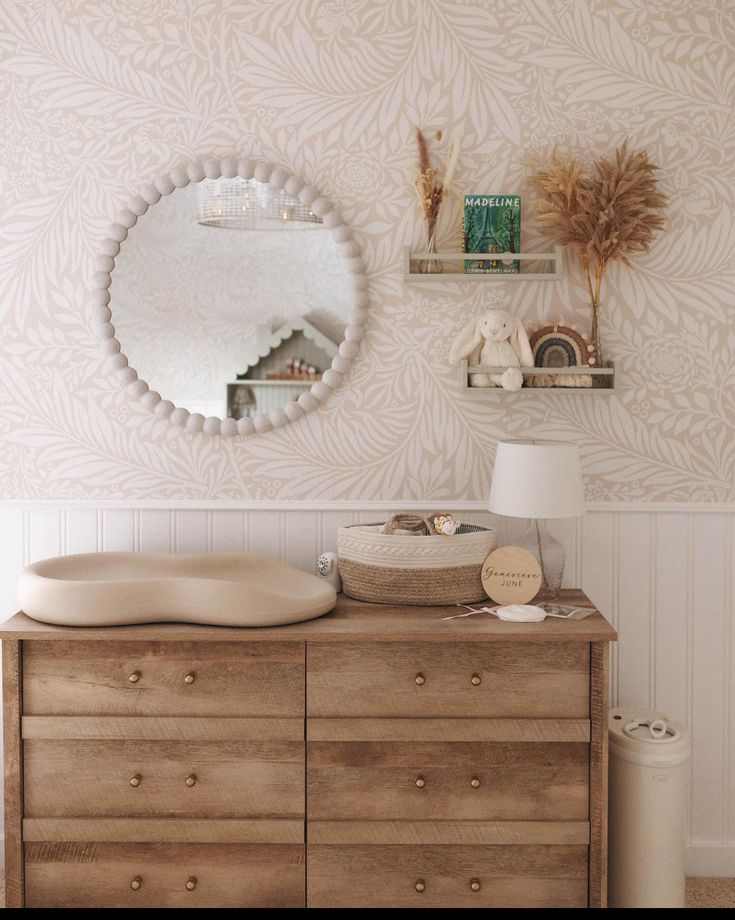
left=0, top=589, right=615, bottom=643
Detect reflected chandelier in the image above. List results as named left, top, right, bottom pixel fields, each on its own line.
left=198, top=178, right=322, bottom=230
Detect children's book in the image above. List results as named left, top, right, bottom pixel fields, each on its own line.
left=463, top=194, right=521, bottom=274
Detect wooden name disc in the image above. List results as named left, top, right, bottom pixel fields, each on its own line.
left=481, top=545, right=543, bottom=605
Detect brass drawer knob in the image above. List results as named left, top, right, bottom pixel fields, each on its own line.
left=414, top=879, right=425, bottom=893
left=470, top=878, right=481, bottom=892
left=130, top=876, right=142, bottom=891
left=128, top=671, right=141, bottom=684
left=185, top=774, right=197, bottom=788
left=186, top=877, right=197, bottom=892
left=184, top=672, right=196, bottom=685
left=129, top=774, right=142, bottom=788
left=471, top=673, right=482, bottom=686
left=415, top=776, right=426, bottom=789
left=470, top=776, right=481, bottom=788
left=415, top=673, right=426, bottom=686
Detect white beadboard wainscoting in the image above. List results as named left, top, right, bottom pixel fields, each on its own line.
left=0, top=500, right=733, bottom=876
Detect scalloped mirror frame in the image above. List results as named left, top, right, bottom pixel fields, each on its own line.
left=91, top=157, right=369, bottom=437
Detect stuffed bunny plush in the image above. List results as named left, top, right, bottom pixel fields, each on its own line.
left=449, top=309, right=533, bottom=390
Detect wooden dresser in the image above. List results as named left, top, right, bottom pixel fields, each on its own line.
left=1, top=590, right=615, bottom=909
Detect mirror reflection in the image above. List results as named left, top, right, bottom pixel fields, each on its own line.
left=111, top=178, right=351, bottom=419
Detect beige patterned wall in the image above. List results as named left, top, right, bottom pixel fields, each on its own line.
left=0, top=0, right=733, bottom=501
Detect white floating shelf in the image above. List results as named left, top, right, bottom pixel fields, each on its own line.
left=403, top=245, right=563, bottom=282
left=228, top=379, right=318, bottom=388
left=459, top=360, right=615, bottom=393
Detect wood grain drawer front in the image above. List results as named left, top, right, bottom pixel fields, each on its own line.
left=308, top=741, right=589, bottom=821
left=25, top=842, right=304, bottom=908
left=23, top=641, right=304, bottom=717
left=307, top=641, right=590, bottom=718
left=308, top=844, right=588, bottom=908
left=24, top=740, right=304, bottom=819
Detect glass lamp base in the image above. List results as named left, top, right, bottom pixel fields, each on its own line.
left=515, top=520, right=566, bottom=600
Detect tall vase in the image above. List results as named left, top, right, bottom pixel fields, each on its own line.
left=418, top=222, right=443, bottom=274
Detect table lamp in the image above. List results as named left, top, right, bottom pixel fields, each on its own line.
left=488, top=439, right=585, bottom=599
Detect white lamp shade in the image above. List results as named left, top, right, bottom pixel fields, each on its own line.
left=488, top=440, right=585, bottom=519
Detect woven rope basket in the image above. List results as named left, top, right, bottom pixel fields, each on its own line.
left=337, top=514, right=497, bottom=606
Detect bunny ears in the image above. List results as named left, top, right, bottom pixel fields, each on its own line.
left=449, top=319, right=485, bottom=365
left=508, top=316, right=533, bottom=367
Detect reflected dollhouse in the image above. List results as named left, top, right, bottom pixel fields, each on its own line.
left=226, top=318, right=338, bottom=418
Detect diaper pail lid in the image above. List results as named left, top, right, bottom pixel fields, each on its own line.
left=609, top=707, right=690, bottom=766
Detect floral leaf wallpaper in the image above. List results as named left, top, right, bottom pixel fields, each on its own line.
left=0, top=0, right=733, bottom=501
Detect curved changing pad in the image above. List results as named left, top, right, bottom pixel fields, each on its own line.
left=17, top=552, right=337, bottom=627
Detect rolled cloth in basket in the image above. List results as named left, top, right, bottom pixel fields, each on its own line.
left=380, top=512, right=432, bottom=535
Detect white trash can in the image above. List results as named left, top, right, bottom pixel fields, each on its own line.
left=608, top=707, right=690, bottom=908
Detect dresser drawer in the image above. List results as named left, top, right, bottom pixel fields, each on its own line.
left=308, top=741, right=588, bottom=821
left=25, top=842, right=304, bottom=908
left=23, top=641, right=304, bottom=717
left=308, top=844, right=588, bottom=908
left=307, top=641, right=589, bottom=718
left=25, top=740, right=304, bottom=819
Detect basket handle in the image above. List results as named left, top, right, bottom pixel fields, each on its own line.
left=382, top=512, right=433, bottom=535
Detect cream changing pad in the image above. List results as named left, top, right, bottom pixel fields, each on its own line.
left=17, top=552, right=337, bottom=627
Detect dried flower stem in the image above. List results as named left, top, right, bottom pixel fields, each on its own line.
left=417, top=127, right=431, bottom=176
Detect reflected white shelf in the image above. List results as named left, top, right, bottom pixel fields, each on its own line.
left=403, top=245, right=563, bottom=282
left=228, top=379, right=318, bottom=388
